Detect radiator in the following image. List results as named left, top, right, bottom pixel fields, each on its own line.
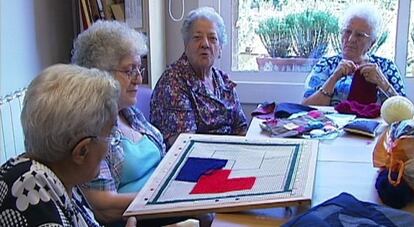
left=0, top=88, right=26, bottom=164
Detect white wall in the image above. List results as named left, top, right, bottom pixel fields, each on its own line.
left=0, top=0, right=74, bottom=96
left=0, top=0, right=74, bottom=161
left=165, top=0, right=200, bottom=65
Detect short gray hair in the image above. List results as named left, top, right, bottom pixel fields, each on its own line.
left=21, top=64, right=120, bottom=162
left=71, top=20, right=148, bottom=70
left=341, top=4, right=382, bottom=40
left=181, top=7, right=227, bottom=46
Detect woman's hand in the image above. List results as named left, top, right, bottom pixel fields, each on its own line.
left=333, top=59, right=358, bottom=81
left=359, top=63, right=398, bottom=97
left=125, top=217, right=137, bottom=227
left=358, top=63, right=389, bottom=90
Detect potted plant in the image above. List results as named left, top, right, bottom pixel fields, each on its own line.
left=255, top=17, right=291, bottom=58
left=255, top=16, right=295, bottom=71
left=255, top=10, right=340, bottom=72
left=285, top=10, right=339, bottom=59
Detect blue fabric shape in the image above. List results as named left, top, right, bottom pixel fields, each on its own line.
left=283, top=192, right=414, bottom=227
left=175, top=157, right=227, bottom=182
left=274, top=103, right=317, bottom=118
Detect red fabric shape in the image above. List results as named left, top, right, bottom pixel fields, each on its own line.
left=347, top=68, right=378, bottom=104
left=251, top=102, right=276, bottom=120
left=190, top=169, right=256, bottom=194
left=335, top=100, right=381, bottom=118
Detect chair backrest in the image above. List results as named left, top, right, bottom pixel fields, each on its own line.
left=135, top=86, right=153, bottom=120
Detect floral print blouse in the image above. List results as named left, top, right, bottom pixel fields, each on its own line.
left=303, top=54, right=406, bottom=106
left=150, top=53, right=248, bottom=147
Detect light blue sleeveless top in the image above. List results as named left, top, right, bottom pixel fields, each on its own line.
left=118, top=135, right=161, bottom=193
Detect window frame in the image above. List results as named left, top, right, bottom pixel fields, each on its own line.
left=218, top=0, right=412, bottom=84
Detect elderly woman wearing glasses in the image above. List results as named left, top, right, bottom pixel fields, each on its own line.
left=71, top=20, right=166, bottom=225
left=302, top=4, right=406, bottom=106
left=72, top=21, right=212, bottom=227
left=0, top=64, right=135, bottom=226
left=150, top=7, right=248, bottom=148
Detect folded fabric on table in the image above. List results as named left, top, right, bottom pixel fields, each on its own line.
left=343, top=119, right=381, bottom=137
left=260, top=111, right=336, bottom=138
left=335, top=100, right=381, bottom=118
left=282, top=192, right=414, bottom=227
left=250, top=102, right=276, bottom=120
left=274, top=102, right=317, bottom=118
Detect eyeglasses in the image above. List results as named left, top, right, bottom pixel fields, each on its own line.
left=71, top=127, right=121, bottom=152
left=92, top=127, right=121, bottom=146
left=341, top=29, right=370, bottom=41
left=112, top=66, right=145, bottom=81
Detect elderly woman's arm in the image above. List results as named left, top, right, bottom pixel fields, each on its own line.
left=233, top=93, right=248, bottom=136
left=302, top=59, right=357, bottom=106
left=82, top=157, right=136, bottom=224
left=359, top=62, right=401, bottom=97
left=82, top=189, right=136, bottom=224
left=151, top=75, right=198, bottom=148
left=302, top=73, right=342, bottom=106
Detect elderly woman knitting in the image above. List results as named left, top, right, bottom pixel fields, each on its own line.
left=0, top=64, right=136, bottom=226
left=302, top=4, right=406, bottom=106
left=150, top=7, right=248, bottom=148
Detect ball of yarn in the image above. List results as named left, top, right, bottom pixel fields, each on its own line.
left=375, top=169, right=413, bottom=208
left=381, top=96, right=414, bottom=124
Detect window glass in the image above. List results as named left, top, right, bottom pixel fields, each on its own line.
left=232, top=0, right=398, bottom=73
left=407, top=2, right=414, bottom=77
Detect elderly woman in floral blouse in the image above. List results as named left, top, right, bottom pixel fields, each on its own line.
left=150, top=7, right=248, bottom=147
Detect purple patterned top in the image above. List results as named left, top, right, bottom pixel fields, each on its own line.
left=150, top=53, right=248, bottom=147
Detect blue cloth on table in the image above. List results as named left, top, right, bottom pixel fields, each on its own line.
left=343, top=119, right=381, bottom=137
left=175, top=157, right=227, bottom=182
left=275, top=103, right=317, bottom=118
left=283, top=192, right=414, bottom=227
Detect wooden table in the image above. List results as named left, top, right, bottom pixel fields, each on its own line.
left=212, top=117, right=414, bottom=226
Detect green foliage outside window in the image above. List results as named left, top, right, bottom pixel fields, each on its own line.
left=256, top=10, right=339, bottom=58
left=285, top=10, right=339, bottom=58
left=256, top=9, right=388, bottom=59
left=235, top=0, right=398, bottom=72
left=255, top=17, right=291, bottom=57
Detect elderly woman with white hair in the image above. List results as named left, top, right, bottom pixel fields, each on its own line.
left=302, top=4, right=406, bottom=106
left=72, top=20, right=213, bottom=227
left=150, top=7, right=248, bottom=148
left=0, top=64, right=134, bottom=226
